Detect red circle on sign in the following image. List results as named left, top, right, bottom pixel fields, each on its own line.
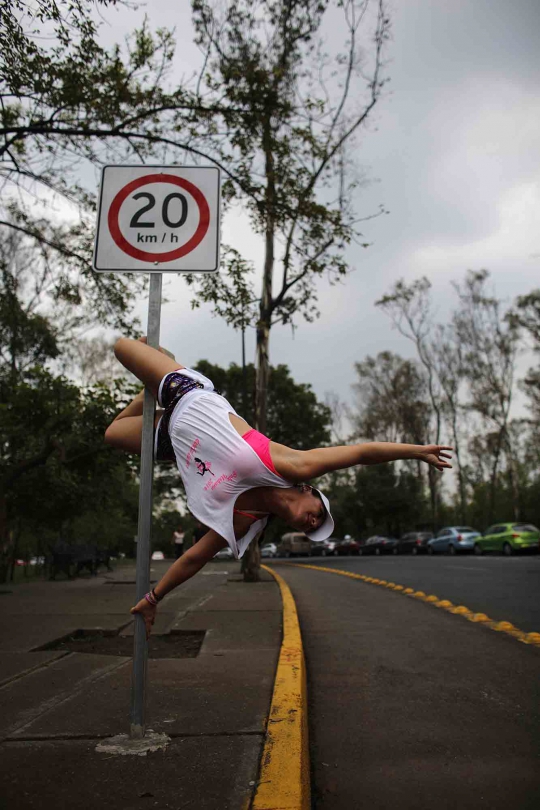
left=108, top=174, right=210, bottom=263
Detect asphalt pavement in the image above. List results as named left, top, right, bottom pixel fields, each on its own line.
left=270, top=559, right=540, bottom=810
left=304, top=553, right=540, bottom=633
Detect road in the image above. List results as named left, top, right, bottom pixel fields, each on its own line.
left=269, top=557, right=540, bottom=809
left=302, top=553, right=540, bottom=633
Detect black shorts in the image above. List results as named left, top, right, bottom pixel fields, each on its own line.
left=155, top=372, right=206, bottom=462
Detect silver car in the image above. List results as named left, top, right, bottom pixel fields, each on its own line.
left=214, top=546, right=234, bottom=560
left=427, top=526, right=481, bottom=555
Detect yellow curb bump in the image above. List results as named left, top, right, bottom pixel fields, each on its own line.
left=492, top=621, right=516, bottom=631
left=468, top=613, right=491, bottom=623
left=522, top=632, right=540, bottom=646
left=255, top=565, right=310, bottom=810
left=282, top=562, right=540, bottom=655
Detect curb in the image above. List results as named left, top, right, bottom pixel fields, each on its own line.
left=283, top=563, right=540, bottom=649
left=251, top=565, right=310, bottom=810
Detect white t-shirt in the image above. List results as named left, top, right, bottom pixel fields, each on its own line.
left=168, top=391, right=292, bottom=559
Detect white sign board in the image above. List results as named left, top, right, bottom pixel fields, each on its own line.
left=93, top=165, right=220, bottom=272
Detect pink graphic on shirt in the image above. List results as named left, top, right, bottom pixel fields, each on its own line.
left=185, top=438, right=200, bottom=468
left=204, top=470, right=238, bottom=491
left=195, top=457, right=214, bottom=477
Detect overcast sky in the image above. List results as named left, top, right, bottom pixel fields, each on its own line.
left=95, top=0, right=540, bottom=424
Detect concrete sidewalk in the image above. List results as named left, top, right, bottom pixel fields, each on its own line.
left=0, top=560, right=282, bottom=809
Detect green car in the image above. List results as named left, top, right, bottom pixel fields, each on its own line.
left=475, top=523, right=540, bottom=556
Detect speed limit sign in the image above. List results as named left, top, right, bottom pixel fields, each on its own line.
left=93, top=165, right=220, bottom=272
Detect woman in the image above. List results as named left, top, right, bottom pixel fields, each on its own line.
left=105, top=337, right=452, bottom=637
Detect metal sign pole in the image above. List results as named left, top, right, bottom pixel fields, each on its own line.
left=130, top=272, right=163, bottom=739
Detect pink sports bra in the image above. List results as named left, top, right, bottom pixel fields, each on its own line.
left=241, top=428, right=281, bottom=477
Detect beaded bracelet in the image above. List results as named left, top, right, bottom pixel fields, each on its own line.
left=144, top=591, right=158, bottom=606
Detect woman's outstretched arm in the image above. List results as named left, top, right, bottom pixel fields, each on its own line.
left=288, top=442, right=453, bottom=481
left=130, top=530, right=227, bottom=638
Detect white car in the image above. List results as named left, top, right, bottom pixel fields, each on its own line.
left=214, top=547, right=234, bottom=560
left=261, top=543, right=278, bottom=558
left=151, top=550, right=165, bottom=561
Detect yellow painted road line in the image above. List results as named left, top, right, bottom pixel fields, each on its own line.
left=252, top=565, right=310, bottom=810
left=279, top=563, right=540, bottom=649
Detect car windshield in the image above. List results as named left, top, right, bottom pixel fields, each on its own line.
left=456, top=527, right=476, bottom=533
left=512, top=524, right=539, bottom=532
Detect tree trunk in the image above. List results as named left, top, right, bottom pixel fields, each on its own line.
left=241, top=534, right=262, bottom=582
left=427, top=466, right=437, bottom=530
left=245, top=114, right=275, bottom=583
left=504, top=434, right=521, bottom=521
left=451, top=411, right=467, bottom=524
left=255, top=115, right=275, bottom=436
left=0, top=491, right=10, bottom=584
left=488, top=429, right=505, bottom=524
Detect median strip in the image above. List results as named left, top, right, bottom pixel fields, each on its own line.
left=280, top=563, right=540, bottom=649
left=252, top=565, right=310, bottom=810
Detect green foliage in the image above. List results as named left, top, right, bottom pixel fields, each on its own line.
left=353, top=351, right=430, bottom=445
left=356, top=465, right=426, bottom=537
left=0, top=366, right=140, bottom=557
left=193, top=359, right=332, bottom=449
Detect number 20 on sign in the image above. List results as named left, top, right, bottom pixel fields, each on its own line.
left=93, top=165, right=220, bottom=273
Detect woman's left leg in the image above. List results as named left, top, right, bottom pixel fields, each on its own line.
left=113, top=337, right=184, bottom=399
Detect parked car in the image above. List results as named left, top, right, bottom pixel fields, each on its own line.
left=323, top=538, right=340, bottom=555
left=279, top=532, right=311, bottom=558
left=151, top=550, right=165, bottom=561
left=335, top=537, right=362, bottom=556
left=475, top=523, right=540, bottom=556
left=360, top=536, right=398, bottom=555
left=214, top=546, right=234, bottom=560
left=310, top=539, right=328, bottom=556
left=427, top=526, right=481, bottom=555
left=396, top=531, right=434, bottom=555
left=261, top=542, right=278, bottom=558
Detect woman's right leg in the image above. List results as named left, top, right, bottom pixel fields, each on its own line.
left=113, top=337, right=184, bottom=399
left=104, top=388, right=164, bottom=454
left=105, top=337, right=184, bottom=454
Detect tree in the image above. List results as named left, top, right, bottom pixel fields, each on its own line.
left=2, top=0, right=391, bottom=579
left=355, top=464, right=425, bottom=538
left=2, top=0, right=390, bottom=431
left=194, top=359, right=332, bottom=449
left=452, top=271, right=520, bottom=522
left=350, top=350, right=432, bottom=522
left=430, top=324, right=468, bottom=522
left=0, top=226, right=145, bottom=581
left=376, top=278, right=445, bottom=525
left=186, top=0, right=390, bottom=433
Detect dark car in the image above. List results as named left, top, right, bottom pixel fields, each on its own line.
left=360, top=536, right=398, bottom=555
left=396, top=531, right=434, bottom=555
left=335, top=537, right=362, bottom=556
